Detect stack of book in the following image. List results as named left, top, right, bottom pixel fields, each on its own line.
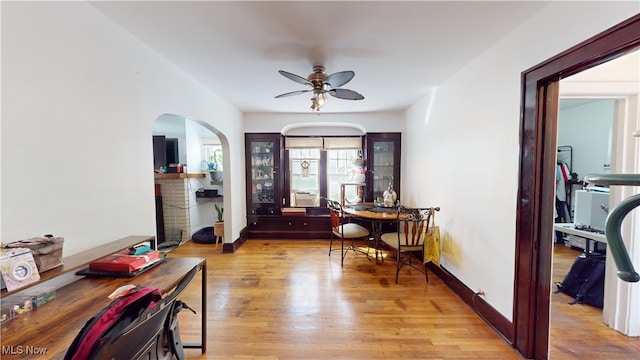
left=89, top=249, right=163, bottom=274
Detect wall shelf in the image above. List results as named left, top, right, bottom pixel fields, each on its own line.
left=195, top=196, right=223, bottom=202
left=154, top=173, right=206, bottom=179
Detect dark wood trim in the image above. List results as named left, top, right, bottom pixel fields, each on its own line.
left=222, top=229, right=249, bottom=253
left=514, top=13, right=640, bottom=359
left=522, top=14, right=640, bottom=84
left=246, top=230, right=331, bottom=240
left=319, top=150, right=328, bottom=200
left=427, top=264, right=514, bottom=348
left=283, top=148, right=291, bottom=206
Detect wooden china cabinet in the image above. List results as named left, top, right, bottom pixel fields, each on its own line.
left=245, top=133, right=282, bottom=215
left=365, top=133, right=401, bottom=203
left=245, top=133, right=328, bottom=239
left=244, top=132, right=401, bottom=239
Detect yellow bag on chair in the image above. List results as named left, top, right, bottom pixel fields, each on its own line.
left=424, top=207, right=441, bottom=266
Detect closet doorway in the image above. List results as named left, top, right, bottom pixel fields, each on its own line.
left=550, top=97, right=616, bottom=356
left=514, top=14, right=640, bottom=359
left=549, top=50, right=639, bottom=357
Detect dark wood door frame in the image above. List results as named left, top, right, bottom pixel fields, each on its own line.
left=514, top=14, right=640, bottom=359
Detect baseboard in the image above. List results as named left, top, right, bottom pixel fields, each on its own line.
left=427, top=262, right=514, bottom=345
left=222, top=227, right=249, bottom=253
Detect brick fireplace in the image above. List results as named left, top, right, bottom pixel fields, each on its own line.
left=154, top=175, right=193, bottom=244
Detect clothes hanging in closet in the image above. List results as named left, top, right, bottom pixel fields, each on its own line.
left=555, top=162, right=571, bottom=243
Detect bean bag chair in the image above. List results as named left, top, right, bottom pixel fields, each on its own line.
left=191, top=227, right=216, bottom=244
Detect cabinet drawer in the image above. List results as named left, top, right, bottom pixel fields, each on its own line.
left=249, top=207, right=279, bottom=216
left=287, top=217, right=329, bottom=231
left=246, top=215, right=331, bottom=239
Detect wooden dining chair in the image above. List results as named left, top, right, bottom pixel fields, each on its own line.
left=327, top=199, right=371, bottom=266
left=380, top=207, right=433, bottom=283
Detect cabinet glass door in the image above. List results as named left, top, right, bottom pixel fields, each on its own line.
left=249, top=140, right=277, bottom=206
left=371, top=140, right=396, bottom=201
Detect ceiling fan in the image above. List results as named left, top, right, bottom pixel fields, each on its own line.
left=275, top=65, right=364, bottom=111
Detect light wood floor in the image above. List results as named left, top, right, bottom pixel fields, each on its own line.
left=549, top=244, right=640, bottom=359
left=168, top=240, right=639, bottom=359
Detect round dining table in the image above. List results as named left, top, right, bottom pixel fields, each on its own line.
left=342, top=203, right=399, bottom=264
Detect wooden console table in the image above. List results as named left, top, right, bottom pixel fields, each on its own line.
left=1, top=235, right=156, bottom=298
left=1, top=236, right=206, bottom=358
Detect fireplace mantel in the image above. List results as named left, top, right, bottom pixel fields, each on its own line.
left=154, top=173, right=206, bottom=179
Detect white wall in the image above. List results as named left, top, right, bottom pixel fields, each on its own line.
left=404, top=2, right=639, bottom=320
left=243, top=112, right=405, bottom=134
left=558, top=100, right=616, bottom=178
left=1, top=2, right=245, bottom=256
left=185, top=119, right=209, bottom=233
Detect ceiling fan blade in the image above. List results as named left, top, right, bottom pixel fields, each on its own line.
left=324, top=70, right=355, bottom=88
left=329, top=88, right=364, bottom=100
left=275, top=89, right=312, bottom=98
left=278, top=70, right=311, bottom=86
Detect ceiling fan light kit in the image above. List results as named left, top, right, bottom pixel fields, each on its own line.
left=276, top=65, right=364, bottom=112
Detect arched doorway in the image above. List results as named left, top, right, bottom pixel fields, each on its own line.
left=152, top=114, right=228, bottom=249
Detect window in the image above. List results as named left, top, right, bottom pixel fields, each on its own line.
left=286, top=136, right=362, bottom=207
left=203, top=144, right=222, bottom=171
left=327, top=148, right=361, bottom=202
left=289, top=148, right=321, bottom=206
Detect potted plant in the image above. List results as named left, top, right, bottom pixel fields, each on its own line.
left=213, top=204, right=224, bottom=237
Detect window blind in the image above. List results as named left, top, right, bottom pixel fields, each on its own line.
left=285, top=137, right=323, bottom=149
left=285, top=136, right=361, bottom=149
left=323, top=137, right=361, bottom=149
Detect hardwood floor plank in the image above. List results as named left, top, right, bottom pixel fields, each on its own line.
left=168, top=240, right=522, bottom=359
left=167, top=239, right=639, bottom=359
left=549, top=244, right=640, bottom=359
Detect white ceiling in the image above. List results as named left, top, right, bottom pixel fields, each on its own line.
left=91, top=1, right=550, bottom=114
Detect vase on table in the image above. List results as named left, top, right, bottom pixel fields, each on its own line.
left=383, top=183, right=397, bottom=207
